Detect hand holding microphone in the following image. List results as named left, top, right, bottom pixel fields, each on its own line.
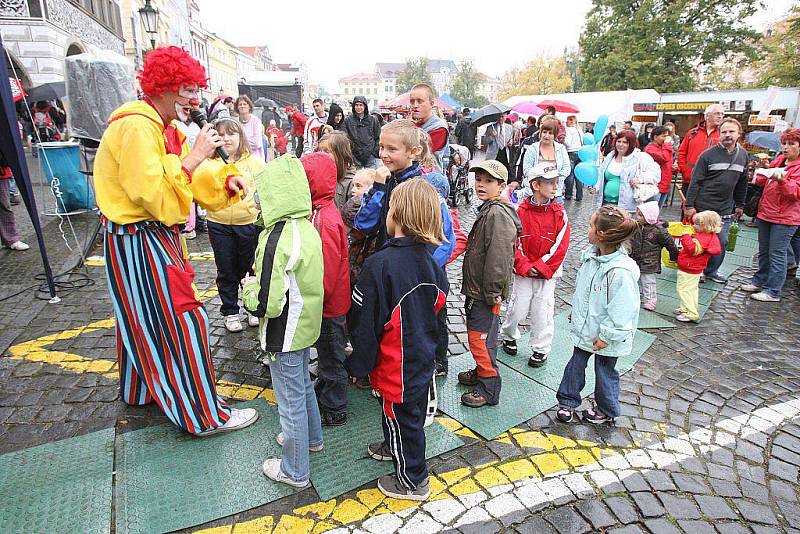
left=190, top=109, right=229, bottom=163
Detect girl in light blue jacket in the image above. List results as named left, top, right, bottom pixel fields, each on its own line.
left=556, top=205, right=641, bottom=424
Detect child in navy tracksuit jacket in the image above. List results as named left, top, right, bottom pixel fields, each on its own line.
left=346, top=179, right=449, bottom=501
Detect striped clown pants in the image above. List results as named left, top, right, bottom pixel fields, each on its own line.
left=103, top=219, right=231, bottom=433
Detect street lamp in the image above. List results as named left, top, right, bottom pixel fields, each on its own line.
left=138, top=0, right=160, bottom=50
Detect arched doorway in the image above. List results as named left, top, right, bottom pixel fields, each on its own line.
left=66, top=43, right=85, bottom=56
left=3, top=49, right=32, bottom=90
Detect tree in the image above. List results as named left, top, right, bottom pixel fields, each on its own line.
left=396, top=57, right=435, bottom=95
left=450, top=60, right=489, bottom=108
left=755, top=8, right=800, bottom=86
left=578, top=0, right=763, bottom=93
left=497, top=56, right=574, bottom=100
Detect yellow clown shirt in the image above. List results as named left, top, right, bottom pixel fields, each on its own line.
left=94, top=100, right=240, bottom=227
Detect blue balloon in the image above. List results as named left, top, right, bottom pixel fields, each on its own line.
left=574, top=162, right=599, bottom=187
left=582, top=133, right=594, bottom=145
left=594, top=115, right=609, bottom=144
left=577, top=144, right=598, bottom=163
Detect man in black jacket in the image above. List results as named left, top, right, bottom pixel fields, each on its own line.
left=685, top=117, right=749, bottom=283
left=344, top=96, right=381, bottom=168
left=454, top=108, right=476, bottom=158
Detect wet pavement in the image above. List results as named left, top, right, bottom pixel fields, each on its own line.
left=1, top=161, right=800, bottom=533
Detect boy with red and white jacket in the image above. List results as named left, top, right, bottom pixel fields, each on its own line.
left=499, top=163, right=570, bottom=367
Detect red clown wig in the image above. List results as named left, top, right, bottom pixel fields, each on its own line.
left=137, top=46, right=208, bottom=97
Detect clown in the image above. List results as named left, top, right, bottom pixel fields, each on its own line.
left=94, top=46, right=258, bottom=435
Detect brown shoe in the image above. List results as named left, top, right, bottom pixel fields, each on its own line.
left=461, top=389, right=488, bottom=408
left=457, top=368, right=479, bottom=386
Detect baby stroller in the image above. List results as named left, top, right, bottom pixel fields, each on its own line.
left=446, top=144, right=473, bottom=207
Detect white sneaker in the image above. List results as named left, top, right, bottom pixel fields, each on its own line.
left=751, top=291, right=780, bottom=302
left=196, top=408, right=259, bottom=436
left=740, top=283, right=761, bottom=293
left=276, top=432, right=323, bottom=451
left=224, top=315, right=243, bottom=332
left=247, top=313, right=259, bottom=327
left=9, top=241, right=29, bottom=251
left=184, top=230, right=196, bottom=240
left=262, top=458, right=309, bottom=488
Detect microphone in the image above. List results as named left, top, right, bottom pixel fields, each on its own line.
left=189, top=109, right=229, bottom=163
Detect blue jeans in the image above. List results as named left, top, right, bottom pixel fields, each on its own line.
left=269, top=347, right=323, bottom=483
left=752, top=219, right=798, bottom=297
left=704, top=216, right=731, bottom=276
left=657, top=192, right=669, bottom=208
left=556, top=346, right=620, bottom=418
left=787, top=227, right=800, bottom=267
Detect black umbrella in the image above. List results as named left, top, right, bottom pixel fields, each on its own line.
left=27, top=81, right=66, bottom=102
left=470, top=103, right=512, bottom=128
left=255, top=97, right=277, bottom=108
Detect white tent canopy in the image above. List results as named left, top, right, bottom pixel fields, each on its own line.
left=502, top=89, right=661, bottom=123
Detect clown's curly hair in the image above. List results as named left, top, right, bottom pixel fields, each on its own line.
left=137, top=46, right=208, bottom=97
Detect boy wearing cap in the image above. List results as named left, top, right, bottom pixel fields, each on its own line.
left=459, top=160, right=521, bottom=407
left=499, top=163, right=571, bottom=367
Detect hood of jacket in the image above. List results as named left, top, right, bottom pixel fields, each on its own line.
left=351, top=96, right=369, bottom=116
left=422, top=171, right=450, bottom=200
left=480, top=198, right=523, bottom=234
left=254, top=155, right=312, bottom=227
left=518, top=196, right=562, bottom=215
left=580, top=246, right=638, bottom=272
left=108, top=100, right=165, bottom=128
left=301, top=152, right=337, bottom=208
left=327, top=103, right=345, bottom=126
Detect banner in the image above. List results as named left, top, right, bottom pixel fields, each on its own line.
left=8, top=77, right=24, bottom=102
left=758, top=85, right=780, bottom=120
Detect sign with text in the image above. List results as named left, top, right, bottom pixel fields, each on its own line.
left=633, top=100, right=753, bottom=113
left=748, top=115, right=782, bottom=127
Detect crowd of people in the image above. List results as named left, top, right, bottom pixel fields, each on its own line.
left=17, top=43, right=790, bottom=506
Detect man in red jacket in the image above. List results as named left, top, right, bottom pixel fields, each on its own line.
left=677, top=104, right=723, bottom=185
left=287, top=105, right=307, bottom=157
left=498, top=164, right=570, bottom=368
left=645, top=125, right=675, bottom=207
left=301, top=152, right=351, bottom=426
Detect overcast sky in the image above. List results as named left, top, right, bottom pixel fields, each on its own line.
left=197, top=0, right=794, bottom=91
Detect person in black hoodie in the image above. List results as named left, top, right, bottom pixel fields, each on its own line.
left=344, top=96, right=381, bottom=168
left=327, top=103, right=345, bottom=131
left=454, top=108, right=476, bottom=159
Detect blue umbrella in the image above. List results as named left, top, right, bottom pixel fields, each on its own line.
left=438, top=93, right=462, bottom=111
left=746, top=131, right=781, bottom=152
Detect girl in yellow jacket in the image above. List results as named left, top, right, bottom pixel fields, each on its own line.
left=204, top=118, right=267, bottom=332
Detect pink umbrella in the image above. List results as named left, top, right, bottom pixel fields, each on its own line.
left=537, top=99, right=580, bottom=114
left=512, top=101, right=545, bottom=115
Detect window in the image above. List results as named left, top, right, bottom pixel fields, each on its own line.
left=344, top=88, right=349, bottom=95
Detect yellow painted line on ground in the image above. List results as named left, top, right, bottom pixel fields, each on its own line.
left=195, top=426, right=619, bottom=534
left=85, top=251, right=215, bottom=267
left=5, top=288, right=278, bottom=403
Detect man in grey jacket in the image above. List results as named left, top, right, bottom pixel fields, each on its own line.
left=685, top=118, right=749, bottom=283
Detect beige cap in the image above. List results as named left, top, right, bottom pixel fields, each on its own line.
left=472, top=159, right=508, bottom=183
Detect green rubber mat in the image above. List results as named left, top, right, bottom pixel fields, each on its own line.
left=497, top=312, right=656, bottom=397
left=560, top=293, right=676, bottom=329
left=655, top=277, right=717, bottom=305
left=115, top=400, right=297, bottom=534
left=436, top=352, right=558, bottom=440
left=652, top=292, right=715, bottom=320
left=309, top=388, right=463, bottom=501
left=656, top=268, right=727, bottom=291
left=0, top=428, right=114, bottom=534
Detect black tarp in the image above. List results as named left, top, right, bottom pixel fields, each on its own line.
left=238, top=83, right=303, bottom=110
left=1, top=37, right=57, bottom=299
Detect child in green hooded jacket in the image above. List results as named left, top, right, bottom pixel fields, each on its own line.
left=243, top=155, right=324, bottom=488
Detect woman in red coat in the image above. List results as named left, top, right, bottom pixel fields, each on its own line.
left=740, top=128, right=800, bottom=302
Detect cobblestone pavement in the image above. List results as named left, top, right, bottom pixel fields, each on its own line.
left=2, top=171, right=800, bottom=533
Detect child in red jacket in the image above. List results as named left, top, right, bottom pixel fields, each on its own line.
left=301, top=153, right=351, bottom=425
left=676, top=210, right=722, bottom=323
left=499, top=163, right=570, bottom=367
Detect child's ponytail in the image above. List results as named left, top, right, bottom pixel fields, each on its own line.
left=594, top=205, right=640, bottom=249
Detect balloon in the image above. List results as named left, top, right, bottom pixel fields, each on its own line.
left=583, top=133, right=594, bottom=145
left=574, top=162, right=599, bottom=187
left=577, top=144, right=598, bottom=163
left=594, top=115, right=609, bottom=144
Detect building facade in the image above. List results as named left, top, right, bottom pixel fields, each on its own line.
left=1, top=0, right=125, bottom=88
left=206, top=34, right=237, bottom=96
left=338, top=72, right=382, bottom=109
